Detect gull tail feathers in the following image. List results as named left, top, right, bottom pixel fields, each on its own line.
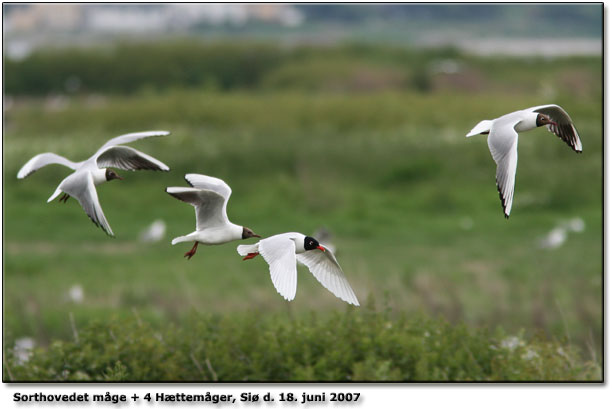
left=47, top=186, right=63, bottom=203
left=237, top=243, right=258, bottom=256
left=171, top=235, right=193, bottom=245
left=466, top=120, right=493, bottom=137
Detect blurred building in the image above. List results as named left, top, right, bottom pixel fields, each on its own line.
left=3, top=4, right=83, bottom=32
left=2, top=4, right=600, bottom=60
left=3, top=4, right=304, bottom=34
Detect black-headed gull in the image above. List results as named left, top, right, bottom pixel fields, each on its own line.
left=238, top=232, right=360, bottom=306
left=466, top=104, right=582, bottom=218
left=17, top=130, right=171, bottom=236
left=166, top=174, right=260, bottom=259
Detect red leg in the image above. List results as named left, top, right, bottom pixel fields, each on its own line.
left=184, top=242, right=199, bottom=260
left=243, top=252, right=259, bottom=261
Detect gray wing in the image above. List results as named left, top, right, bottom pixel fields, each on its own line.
left=184, top=174, right=232, bottom=219
left=488, top=121, right=519, bottom=218
left=297, top=246, right=360, bottom=306
left=17, top=153, right=81, bottom=179
left=184, top=174, right=232, bottom=200
left=165, top=187, right=228, bottom=230
left=531, top=105, right=582, bottom=152
left=59, top=171, right=114, bottom=236
left=258, top=235, right=298, bottom=301
left=96, top=130, right=170, bottom=153
left=96, top=145, right=170, bottom=171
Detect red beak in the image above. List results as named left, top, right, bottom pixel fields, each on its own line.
left=317, top=245, right=326, bottom=252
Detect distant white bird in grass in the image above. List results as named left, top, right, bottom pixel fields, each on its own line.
left=166, top=174, right=260, bottom=259
left=466, top=104, right=582, bottom=218
left=539, top=227, right=567, bottom=249
left=17, top=130, right=171, bottom=236
left=67, top=284, right=85, bottom=304
left=538, top=217, right=586, bottom=250
left=139, top=219, right=167, bottom=243
left=238, top=232, right=359, bottom=306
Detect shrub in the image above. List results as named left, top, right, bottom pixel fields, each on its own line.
left=3, top=305, right=601, bottom=382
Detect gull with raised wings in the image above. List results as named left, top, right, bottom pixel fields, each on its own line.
left=17, top=130, right=171, bottom=236
left=166, top=174, right=260, bottom=259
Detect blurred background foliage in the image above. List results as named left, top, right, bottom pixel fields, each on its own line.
left=3, top=42, right=602, bottom=96
left=2, top=4, right=602, bottom=381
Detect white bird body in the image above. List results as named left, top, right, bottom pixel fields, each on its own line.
left=91, top=168, right=109, bottom=185
left=166, top=174, right=260, bottom=259
left=18, top=130, right=171, bottom=236
left=468, top=110, right=540, bottom=136
left=171, top=223, right=243, bottom=245
left=466, top=104, right=582, bottom=217
left=238, top=232, right=360, bottom=306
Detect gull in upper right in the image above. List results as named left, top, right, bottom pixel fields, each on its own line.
left=466, top=104, right=582, bottom=218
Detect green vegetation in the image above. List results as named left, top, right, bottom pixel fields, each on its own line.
left=4, top=42, right=602, bottom=96
left=3, top=41, right=602, bottom=381
left=3, top=303, right=601, bottom=381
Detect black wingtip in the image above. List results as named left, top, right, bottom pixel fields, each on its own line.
left=87, top=215, right=114, bottom=237
left=184, top=175, right=194, bottom=187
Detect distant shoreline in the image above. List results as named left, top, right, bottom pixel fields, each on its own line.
left=418, top=37, right=602, bottom=57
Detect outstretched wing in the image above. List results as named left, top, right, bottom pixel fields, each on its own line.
left=96, top=145, right=170, bottom=171
left=17, top=153, right=81, bottom=179
left=96, top=130, right=170, bottom=153
left=184, top=174, right=232, bottom=200
left=59, top=171, right=114, bottom=236
left=165, top=187, right=227, bottom=230
left=184, top=174, right=232, bottom=219
left=531, top=105, right=582, bottom=152
left=258, top=235, right=298, bottom=301
left=297, top=246, right=360, bottom=306
left=488, top=121, right=519, bottom=218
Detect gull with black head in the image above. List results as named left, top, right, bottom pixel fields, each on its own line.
left=166, top=173, right=261, bottom=259
left=238, top=232, right=360, bottom=306
left=466, top=104, right=582, bottom=218
left=17, top=130, right=171, bottom=236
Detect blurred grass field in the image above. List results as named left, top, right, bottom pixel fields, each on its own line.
left=2, top=43, right=603, bottom=380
